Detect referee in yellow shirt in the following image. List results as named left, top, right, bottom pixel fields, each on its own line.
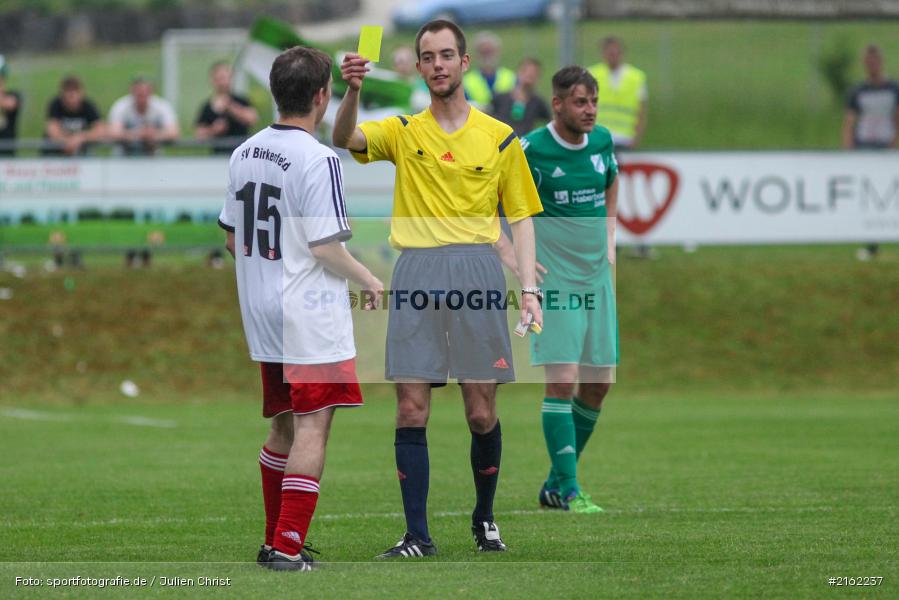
left=334, top=19, right=543, bottom=558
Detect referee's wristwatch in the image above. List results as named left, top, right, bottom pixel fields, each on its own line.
left=521, top=287, right=543, bottom=303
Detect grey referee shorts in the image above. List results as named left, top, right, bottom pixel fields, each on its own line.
left=385, top=244, right=515, bottom=385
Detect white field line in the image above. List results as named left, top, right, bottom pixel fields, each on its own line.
left=0, top=408, right=74, bottom=422
left=114, top=416, right=177, bottom=428
left=0, top=407, right=176, bottom=428
left=0, top=505, right=845, bottom=530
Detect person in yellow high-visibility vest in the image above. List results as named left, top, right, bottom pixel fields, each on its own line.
left=588, top=36, right=648, bottom=149
left=463, top=31, right=516, bottom=109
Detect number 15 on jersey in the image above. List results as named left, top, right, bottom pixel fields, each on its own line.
left=235, top=180, right=283, bottom=260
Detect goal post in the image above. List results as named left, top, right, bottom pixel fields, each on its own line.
left=160, top=28, right=250, bottom=128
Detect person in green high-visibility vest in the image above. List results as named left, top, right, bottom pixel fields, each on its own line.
left=463, top=31, right=516, bottom=109
left=588, top=36, right=648, bottom=149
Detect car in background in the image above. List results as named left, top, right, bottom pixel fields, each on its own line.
left=392, top=0, right=557, bottom=29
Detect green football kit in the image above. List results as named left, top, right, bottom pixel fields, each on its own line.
left=523, top=121, right=619, bottom=508
left=522, top=122, right=619, bottom=368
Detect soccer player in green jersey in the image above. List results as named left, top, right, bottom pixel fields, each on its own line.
left=521, top=66, right=619, bottom=514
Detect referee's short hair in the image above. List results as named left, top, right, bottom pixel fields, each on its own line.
left=552, top=66, right=598, bottom=99
left=270, top=46, right=332, bottom=118
left=414, top=19, right=467, bottom=60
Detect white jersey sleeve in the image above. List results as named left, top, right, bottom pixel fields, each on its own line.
left=218, top=168, right=237, bottom=232
left=294, top=154, right=352, bottom=247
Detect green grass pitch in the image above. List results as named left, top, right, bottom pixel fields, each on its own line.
left=1, top=390, right=897, bottom=598
left=1, top=244, right=897, bottom=597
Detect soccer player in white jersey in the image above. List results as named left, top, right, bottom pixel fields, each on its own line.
left=219, top=46, right=383, bottom=571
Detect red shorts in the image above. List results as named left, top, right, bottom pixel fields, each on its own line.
left=260, top=359, right=363, bottom=418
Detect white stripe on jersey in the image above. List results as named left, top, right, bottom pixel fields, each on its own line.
left=326, top=156, right=350, bottom=231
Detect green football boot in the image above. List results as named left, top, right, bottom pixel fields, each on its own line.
left=566, top=491, right=604, bottom=514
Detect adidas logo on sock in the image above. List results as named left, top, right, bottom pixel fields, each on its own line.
left=555, top=445, right=576, bottom=455
left=281, top=531, right=302, bottom=544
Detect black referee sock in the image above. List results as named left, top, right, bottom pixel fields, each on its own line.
left=395, top=427, right=431, bottom=543
left=470, top=420, right=502, bottom=524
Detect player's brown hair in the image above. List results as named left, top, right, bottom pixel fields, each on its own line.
left=414, top=19, right=467, bottom=60
left=60, top=75, right=82, bottom=91
left=552, top=65, right=598, bottom=99
left=269, top=46, right=332, bottom=118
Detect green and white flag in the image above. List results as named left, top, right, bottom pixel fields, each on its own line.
left=234, top=17, right=298, bottom=90
left=235, top=17, right=414, bottom=114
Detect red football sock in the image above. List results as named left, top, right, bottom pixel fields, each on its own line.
left=272, top=474, right=320, bottom=556
left=258, top=446, right=288, bottom=547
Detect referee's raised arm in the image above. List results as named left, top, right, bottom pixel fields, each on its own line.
left=333, top=53, right=370, bottom=152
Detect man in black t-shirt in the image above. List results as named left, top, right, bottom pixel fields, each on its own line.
left=843, top=44, right=899, bottom=150
left=44, top=76, right=105, bottom=156
left=489, top=57, right=551, bottom=137
left=0, top=55, right=21, bottom=157
left=842, top=44, right=899, bottom=260
left=195, top=62, right=258, bottom=154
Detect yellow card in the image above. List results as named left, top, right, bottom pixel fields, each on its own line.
left=357, top=25, right=383, bottom=62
